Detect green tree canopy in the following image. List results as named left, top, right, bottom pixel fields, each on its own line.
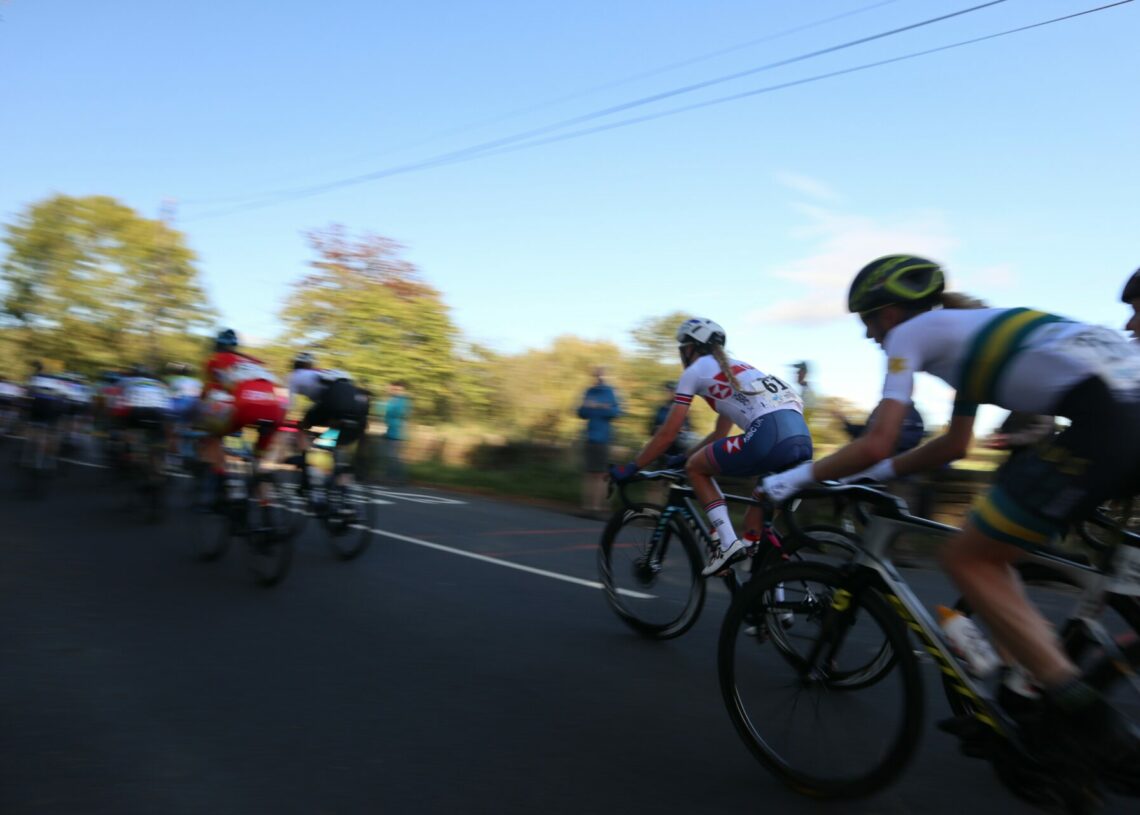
left=280, top=225, right=461, bottom=421
left=1, top=194, right=213, bottom=375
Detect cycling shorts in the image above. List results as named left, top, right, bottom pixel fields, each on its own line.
left=122, top=407, right=168, bottom=441
left=27, top=395, right=65, bottom=424
left=301, top=380, right=370, bottom=445
left=199, top=381, right=284, bottom=450
left=169, top=395, right=199, bottom=424
left=971, top=376, right=1140, bottom=550
left=702, top=408, right=813, bottom=478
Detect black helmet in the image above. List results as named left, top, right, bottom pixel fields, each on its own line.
left=848, top=255, right=945, bottom=314
left=293, top=351, right=315, bottom=370
left=1122, top=268, right=1140, bottom=303
left=215, top=328, right=239, bottom=350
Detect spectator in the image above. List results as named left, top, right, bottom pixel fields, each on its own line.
left=791, top=362, right=818, bottom=426
left=832, top=402, right=925, bottom=456
left=650, top=380, right=692, bottom=461
left=832, top=402, right=929, bottom=517
left=577, top=366, right=622, bottom=517
left=380, top=381, right=411, bottom=485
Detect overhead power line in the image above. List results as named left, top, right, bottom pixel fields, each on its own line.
left=189, top=1, right=1132, bottom=222
left=182, top=0, right=906, bottom=207
left=186, top=0, right=1011, bottom=220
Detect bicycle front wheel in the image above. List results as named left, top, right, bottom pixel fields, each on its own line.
left=245, top=499, right=294, bottom=587
left=719, top=562, right=923, bottom=799
left=597, top=504, right=705, bottom=639
left=325, top=479, right=375, bottom=560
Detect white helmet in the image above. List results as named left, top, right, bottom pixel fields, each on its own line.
left=676, top=318, right=726, bottom=347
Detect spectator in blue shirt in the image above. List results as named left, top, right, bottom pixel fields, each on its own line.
left=577, top=367, right=622, bottom=516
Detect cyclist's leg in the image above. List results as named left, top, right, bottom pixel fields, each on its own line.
left=946, top=378, right=1140, bottom=772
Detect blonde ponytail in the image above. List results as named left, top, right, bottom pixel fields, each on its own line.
left=940, top=291, right=988, bottom=310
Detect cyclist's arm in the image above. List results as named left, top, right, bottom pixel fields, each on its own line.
left=692, top=413, right=734, bottom=452
left=632, top=402, right=689, bottom=467
left=889, top=414, right=973, bottom=477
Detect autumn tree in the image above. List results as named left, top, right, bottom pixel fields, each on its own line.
left=280, top=225, right=461, bottom=421
left=1, top=194, right=213, bottom=373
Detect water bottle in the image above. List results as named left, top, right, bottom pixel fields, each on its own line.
left=937, top=605, right=1001, bottom=678
left=308, top=466, right=326, bottom=509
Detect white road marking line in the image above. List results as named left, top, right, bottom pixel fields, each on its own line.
left=363, top=527, right=653, bottom=598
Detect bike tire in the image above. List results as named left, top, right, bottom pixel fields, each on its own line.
left=325, top=480, right=375, bottom=561
left=597, top=503, right=705, bottom=640
left=719, top=561, right=923, bottom=799
left=245, top=500, right=294, bottom=587
left=752, top=525, right=896, bottom=690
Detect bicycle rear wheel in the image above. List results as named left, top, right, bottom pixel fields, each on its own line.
left=719, top=562, right=923, bottom=799
left=597, top=504, right=705, bottom=639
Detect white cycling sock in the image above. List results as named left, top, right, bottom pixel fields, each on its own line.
left=703, top=498, right=738, bottom=548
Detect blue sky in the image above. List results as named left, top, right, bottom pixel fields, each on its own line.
left=2, top=0, right=1138, bottom=431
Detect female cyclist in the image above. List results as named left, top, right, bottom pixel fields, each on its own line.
left=761, top=254, right=1140, bottom=781
left=610, top=318, right=812, bottom=577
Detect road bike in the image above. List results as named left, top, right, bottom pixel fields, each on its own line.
left=278, top=421, right=375, bottom=561
left=189, top=420, right=297, bottom=587
left=598, top=468, right=861, bottom=640
left=719, top=482, right=1140, bottom=811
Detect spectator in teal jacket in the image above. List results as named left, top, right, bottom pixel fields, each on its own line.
left=577, top=367, right=622, bottom=516
left=380, top=381, right=411, bottom=485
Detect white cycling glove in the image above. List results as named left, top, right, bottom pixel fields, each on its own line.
left=838, top=459, right=897, bottom=485
left=760, top=461, right=817, bottom=503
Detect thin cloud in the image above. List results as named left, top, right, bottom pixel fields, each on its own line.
left=774, top=171, right=841, bottom=203
left=748, top=205, right=959, bottom=325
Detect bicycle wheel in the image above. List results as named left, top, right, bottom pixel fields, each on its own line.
left=597, top=504, right=705, bottom=639
left=264, top=469, right=308, bottom=541
left=189, top=492, right=231, bottom=562
left=786, top=523, right=863, bottom=564
left=719, top=562, right=923, bottom=799
left=752, top=527, right=896, bottom=691
left=324, top=479, right=375, bottom=560
left=245, top=499, right=294, bottom=587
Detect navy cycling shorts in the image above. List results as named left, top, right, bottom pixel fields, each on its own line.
left=703, top=409, right=812, bottom=478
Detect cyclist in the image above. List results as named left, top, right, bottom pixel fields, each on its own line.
left=759, top=254, right=1140, bottom=779
left=197, top=329, right=284, bottom=504
left=286, top=351, right=371, bottom=506
left=114, top=364, right=174, bottom=476
left=610, top=318, right=812, bottom=576
left=165, top=362, right=202, bottom=467
left=23, top=361, right=69, bottom=470
left=1123, top=267, right=1139, bottom=342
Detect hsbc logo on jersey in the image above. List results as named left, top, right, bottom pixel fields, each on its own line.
left=725, top=437, right=743, bottom=454
left=709, top=383, right=733, bottom=400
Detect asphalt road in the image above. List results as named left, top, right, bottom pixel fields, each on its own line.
left=2, top=454, right=1134, bottom=815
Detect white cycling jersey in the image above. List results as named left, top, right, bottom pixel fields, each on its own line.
left=167, top=375, right=202, bottom=400
left=674, top=355, right=802, bottom=430
left=120, top=377, right=173, bottom=411
left=881, top=307, right=1140, bottom=416
left=287, top=368, right=351, bottom=403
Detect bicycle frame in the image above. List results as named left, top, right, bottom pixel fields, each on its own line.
left=812, top=493, right=1140, bottom=744
left=635, top=473, right=783, bottom=596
